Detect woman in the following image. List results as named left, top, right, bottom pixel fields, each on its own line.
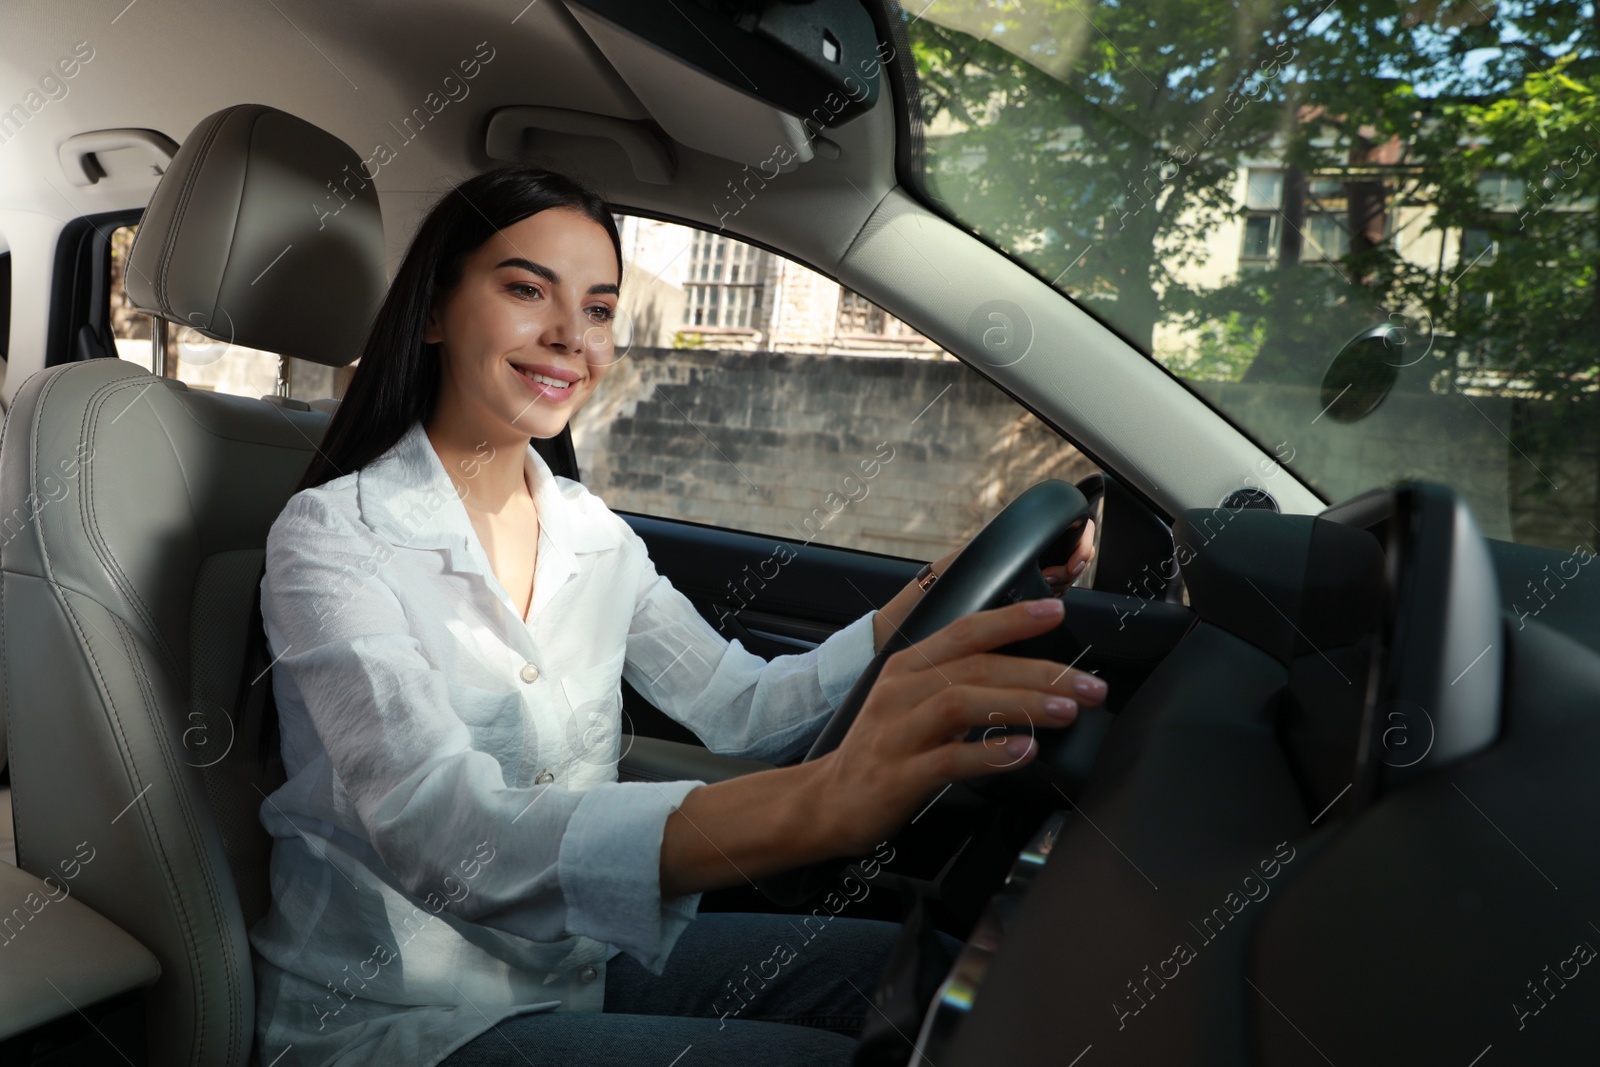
left=248, top=164, right=1103, bottom=1067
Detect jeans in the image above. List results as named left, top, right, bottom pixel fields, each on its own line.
left=438, top=912, right=955, bottom=1066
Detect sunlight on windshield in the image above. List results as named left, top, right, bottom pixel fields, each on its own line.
left=909, top=0, right=1599, bottom=549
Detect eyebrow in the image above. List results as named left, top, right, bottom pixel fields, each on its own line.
left=496, top=257, right=619, bottom=296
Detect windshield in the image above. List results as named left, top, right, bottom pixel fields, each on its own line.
left=907, top=0, right=1599, bottom=550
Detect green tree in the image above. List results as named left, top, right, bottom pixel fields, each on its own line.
left=908, top=0, right=1600, bottom=538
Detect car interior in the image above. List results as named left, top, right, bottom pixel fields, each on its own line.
left=1, top=1, right=1599, bottom=1065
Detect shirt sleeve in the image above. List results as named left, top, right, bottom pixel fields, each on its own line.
left=617, top=524, right=881, bottom=764
left=262, top=493, right=701, bottom=973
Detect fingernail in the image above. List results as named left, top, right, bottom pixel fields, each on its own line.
left=1044, top=696, right=1077, bottom=721
left=1005, top=735, right=1035, bottom=760
left=1026, top=598, right=1064, bottom=618
left=1073, top=674, right=1107, bottom=699
left=1071, top=559, right=1087, bottom=577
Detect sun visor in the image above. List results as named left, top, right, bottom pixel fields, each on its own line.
left=564, top=0, right=882, bottom=169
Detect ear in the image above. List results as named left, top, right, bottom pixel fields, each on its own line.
left=423, top=306, right=442, bottom=344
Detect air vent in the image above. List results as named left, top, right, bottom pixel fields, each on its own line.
left=1221, top=487, right=1278, bottom=512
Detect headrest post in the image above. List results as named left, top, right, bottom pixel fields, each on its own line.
left=150, top=313, right=168, bottom=378
left=274, top=355, right=292, bottom=398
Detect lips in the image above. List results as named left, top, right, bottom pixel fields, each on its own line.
left=509, top=360, right=582, bottom=396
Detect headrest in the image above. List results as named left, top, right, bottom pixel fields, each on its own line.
left=126, top=104, right=385, bottom=368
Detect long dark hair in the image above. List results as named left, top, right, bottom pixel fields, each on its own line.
left=296, top=165, right=623, bottom=492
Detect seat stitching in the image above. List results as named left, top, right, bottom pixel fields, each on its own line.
left=53, top=368, right=239, bottom=1064
left=1, top=368, right=20, bottom=870
left=21, top=363, right=257, bottom=1065
left=156, top=107, right=235, bottom=314
left=93, top=387, right=248, bottom=1065
left=6, top=362, right=87, bottom=871
left=112, top=609, right=246, bottom=1066
left=73, top=377, right=181, bottom=675
left=43, top=581, right=214, bottom=1062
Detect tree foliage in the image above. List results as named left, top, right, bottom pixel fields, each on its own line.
left=911, top=0, right=1597, bottom=362
left=910, top=0, right=1600, bottom=536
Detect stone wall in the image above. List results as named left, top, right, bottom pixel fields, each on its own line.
left=570, top=347, right=1099, bottom=561
left=1189, top=380, right=1599, bottom=550
left=573, top=349, right=1600, bottom=558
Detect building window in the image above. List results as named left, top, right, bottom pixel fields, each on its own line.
left=1301, top=173, right=1352, bottom=262
left=1459, top=227, right=1498, bottom=265
left=837, top=290, right=886, bottom=334
left=1241, top=215, right=1280, bottom=260
left=684, top=231, right=768, bottom=328
left=1305, top=212, right=1350, bottom=259
left=1239, top=168, right=1283, bottom=270
left=1476, top=172, right=1522, bottom=212
left=1245, top=169, right=1284, bottom=210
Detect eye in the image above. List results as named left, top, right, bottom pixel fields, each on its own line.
left=586, top=305, right=615, bottom=323
left=507, top=282, right=543, bottom=300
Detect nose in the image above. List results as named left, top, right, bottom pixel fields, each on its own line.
left=541, top=309, right=585, bottom=354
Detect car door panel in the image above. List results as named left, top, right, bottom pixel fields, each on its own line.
left=617, top=511, right=915, bottom=747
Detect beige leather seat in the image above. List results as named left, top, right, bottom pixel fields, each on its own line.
left=0, top=104, right=384, bottom=1066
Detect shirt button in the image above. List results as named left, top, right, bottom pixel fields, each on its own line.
left=535, top=770, right=555, bottom=785
left=577, top=964, right=598, bottom=983
left=519, top=663, right=540, bottom=683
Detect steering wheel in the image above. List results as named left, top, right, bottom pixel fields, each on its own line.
left=756, top=479, right=1095, bottom=905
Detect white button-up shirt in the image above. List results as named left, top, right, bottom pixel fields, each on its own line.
left=248, top=418, right=878, bottom=1067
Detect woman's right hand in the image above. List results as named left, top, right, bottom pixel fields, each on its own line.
left=658, top=596, right=1107, bottom=897
left=811, top=596, right=1107, bottom=857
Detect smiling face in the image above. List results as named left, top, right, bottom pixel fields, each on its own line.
left=423, top=206, right=621, bottom=442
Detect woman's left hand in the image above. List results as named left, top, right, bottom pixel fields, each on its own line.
left=872, top=519, right=1097, bottom=653
left=1041, top=515, right=1097, bottom=594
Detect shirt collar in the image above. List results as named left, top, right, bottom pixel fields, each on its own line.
left=357, top=419, right=621, bottom=574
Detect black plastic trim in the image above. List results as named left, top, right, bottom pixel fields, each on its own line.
left=0, top=251, right=11, bottom=364
left=46, top=208, right=142, bottom=368
left=567, top=0, right=881, bottom=126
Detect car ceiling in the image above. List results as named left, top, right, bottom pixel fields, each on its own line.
left=0, top=0, right=893, bottom=273
left=0, top=0, right=1325, bottom=519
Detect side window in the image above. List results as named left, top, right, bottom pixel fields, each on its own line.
left=573, top=216, right=1099, bottom=560
left=108, top=223, right=352, bottom=401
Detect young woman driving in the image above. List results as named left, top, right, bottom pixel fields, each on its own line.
left=248, top=165, right=1103, bottom=1067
